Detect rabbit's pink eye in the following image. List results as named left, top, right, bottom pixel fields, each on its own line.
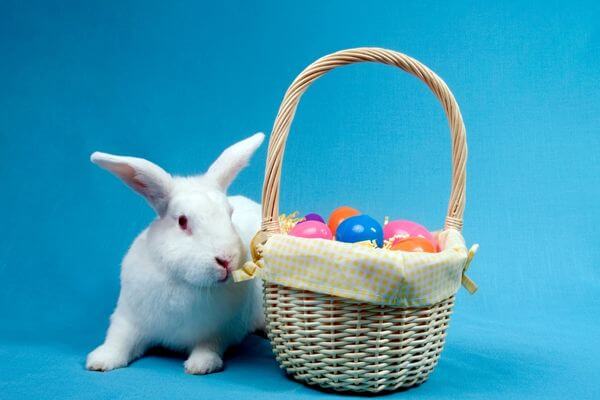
left=178, top=215, right=188, bottom=230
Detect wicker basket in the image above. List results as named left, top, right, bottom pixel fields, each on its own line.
left=255, top=48, right=469, bottom=393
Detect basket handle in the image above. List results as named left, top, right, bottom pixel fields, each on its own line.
left=260, top=47, right=467, bottom=235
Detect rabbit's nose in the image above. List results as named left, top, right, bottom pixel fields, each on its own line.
left=215, top=257, right=230, bottom=270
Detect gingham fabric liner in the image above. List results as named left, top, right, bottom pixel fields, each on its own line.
left=259, top=229, right=469, bottom=307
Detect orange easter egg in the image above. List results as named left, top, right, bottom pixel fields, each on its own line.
left=328, top=206, right=360, bottom=234
left=391, top=237, right=436, bottom=253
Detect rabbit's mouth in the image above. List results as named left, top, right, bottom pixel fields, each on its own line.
left=215, top=256, right=235, bottom=283
left=217, top=269, right=229, bottom=283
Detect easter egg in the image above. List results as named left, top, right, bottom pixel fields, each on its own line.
left=328, top=206, right=360, bottom=234
left=301, top=213, right=325, bottom=224
left=289, top=220, right=333, bottom=240
left=383, top=220, right=433, bottom=245
left=336, top=215, right=384, bottom=247
left=391, top=237, right=436, bottom=253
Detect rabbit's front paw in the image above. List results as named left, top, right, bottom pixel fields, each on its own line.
left=86, top=345, right=129, bottom=372
left=184, top=348, right=223, bottom=375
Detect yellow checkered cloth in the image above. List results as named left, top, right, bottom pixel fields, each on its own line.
left=258, top=229, right=473, bottom=307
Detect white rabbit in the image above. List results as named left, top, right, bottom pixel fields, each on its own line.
left=86, top=133, right=265, bottom=375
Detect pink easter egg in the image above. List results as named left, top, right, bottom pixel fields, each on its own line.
left=289, top=220, right=333, bottom=240
left=384, top=220, right=433, bottom=244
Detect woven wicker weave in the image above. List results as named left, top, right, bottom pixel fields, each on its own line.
left=265, top=286, right=455, bottom=392
left=256, top=48, right=468, bottom=392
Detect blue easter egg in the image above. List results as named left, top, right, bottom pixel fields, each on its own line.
left=335, top=215, right=384, bottom=247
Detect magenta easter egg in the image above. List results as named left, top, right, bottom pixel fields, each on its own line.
left=384, top=220, right=433, bottom=244
left=289, top=220, right=333, bottom=240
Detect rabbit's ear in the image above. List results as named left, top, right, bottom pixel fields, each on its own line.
left=206, top=133, right=265, bottom=191
left=90, top=152, right=173, bottom=215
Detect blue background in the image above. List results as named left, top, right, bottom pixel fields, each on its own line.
left=1, top=1, right=598, bottom=399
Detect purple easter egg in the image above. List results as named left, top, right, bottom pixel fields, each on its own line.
left=289, top=220, right=333, bottom=240
left=301, top=213, right=325, bottom=224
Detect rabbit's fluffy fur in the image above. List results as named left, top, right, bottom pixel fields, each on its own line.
left=86, top=133, right=265, bottom=375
